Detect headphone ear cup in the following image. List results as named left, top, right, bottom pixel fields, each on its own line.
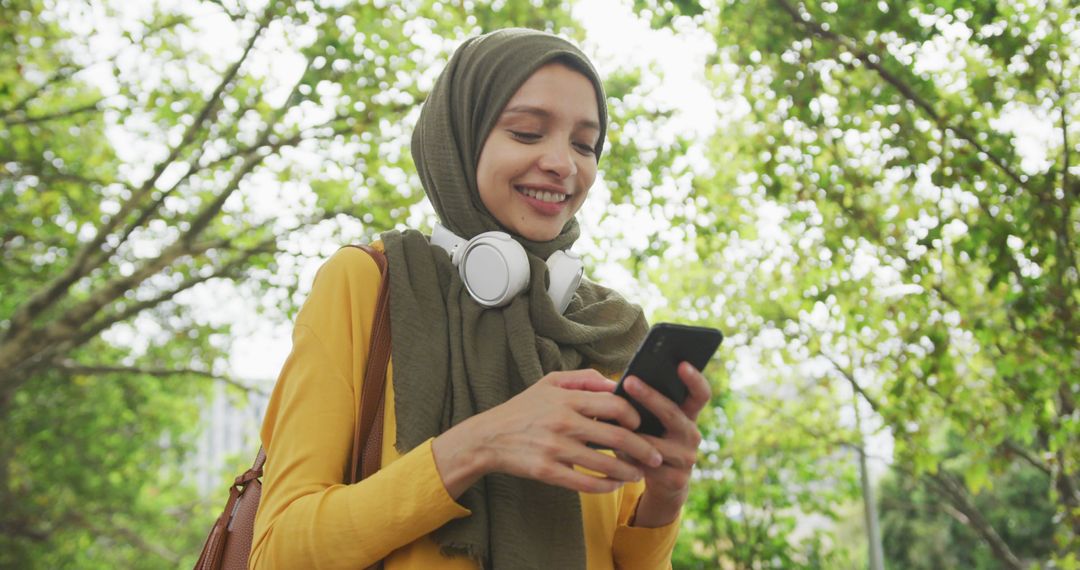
left=458, top=232, right=530, bottom=308
left=546, top=250, right=584, bottom=314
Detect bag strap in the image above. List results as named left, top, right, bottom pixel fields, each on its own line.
left=241, top=245, right=390, bottom=486
left=195, top=245, right=391, bottom=570
left=347, top=244, right=391, bottom=483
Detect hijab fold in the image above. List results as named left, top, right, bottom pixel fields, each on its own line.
left=380, top=28, right=647, bottom=570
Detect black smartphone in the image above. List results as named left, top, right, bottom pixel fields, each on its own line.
left=612, top=323, right=723, bottom=438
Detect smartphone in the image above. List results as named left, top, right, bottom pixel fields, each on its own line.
left=612, top=323, right=723, bottom=438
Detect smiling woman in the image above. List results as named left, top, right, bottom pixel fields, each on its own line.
left=477, top=63, right=601, bottom=241
left=247, top=28, right=708, bottom=570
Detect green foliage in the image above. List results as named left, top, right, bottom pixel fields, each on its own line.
left=631, top=0, right=1079, bottom=567
left=879, top=460, right=1056, bottom=569
left=0, top=0, right=584, bottom=567
left=0, top=343, right=208, bottom=569
left=3, top=0, right=1077, bottom=567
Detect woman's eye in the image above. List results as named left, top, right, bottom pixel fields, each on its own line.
left=574, top=142, right=596, bottom=155
left=510, top=131, right=541, bottom=141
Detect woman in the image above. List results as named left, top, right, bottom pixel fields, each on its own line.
left=250, top=28, right=710, bottom=569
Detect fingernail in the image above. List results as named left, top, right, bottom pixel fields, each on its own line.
left=650, top=452, right=663, bottom=467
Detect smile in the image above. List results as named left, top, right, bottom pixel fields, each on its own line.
left=515, top=186, right=570, bottom=203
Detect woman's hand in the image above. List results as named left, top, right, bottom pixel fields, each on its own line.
left=621, top=361, right=711, bottom=527
left=432, top=369, right=664, bottom=498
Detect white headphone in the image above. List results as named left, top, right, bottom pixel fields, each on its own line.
left=430, top=223, right=583, bottom=314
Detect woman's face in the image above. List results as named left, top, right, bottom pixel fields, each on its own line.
left=476, top=63, right=600, bottom=242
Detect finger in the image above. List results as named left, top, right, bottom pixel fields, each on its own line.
left=624, top=376, right=697, bottom=440
left=577, top=418, right=663, bottom=469
left=530, top=461, right=624, bottom=494
left=549, top=369, right=618, bottom=393
left=568, top=390, right=642, bottom=432
left=565, top=445, right=646, bottom=483
left=678, top=361, right=712, bottom=419
left=639, top=433, right=700, bottom=470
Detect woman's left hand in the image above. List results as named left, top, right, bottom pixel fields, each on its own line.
left=621, top=361, right=712, bottom=527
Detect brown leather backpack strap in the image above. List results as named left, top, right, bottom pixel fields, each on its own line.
left=194, top=247, right=391, bottom=570
left=346, top=244, right=392, bottom=484
left=361, top=390, right=387, bottom=480
left=251, top=447, right=266, bottom=474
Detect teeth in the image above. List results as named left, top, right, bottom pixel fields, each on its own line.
left=517, top=186, right=568, bottom=203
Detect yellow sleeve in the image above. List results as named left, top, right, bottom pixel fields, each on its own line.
left=611, top=479, right=681, bottom=569
left=249, top=247, right=470, bottom=570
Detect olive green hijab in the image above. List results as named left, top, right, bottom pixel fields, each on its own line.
left=380, top=28, right=647, bottom=569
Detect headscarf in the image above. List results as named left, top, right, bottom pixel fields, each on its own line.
left=379, top=28, right=648, bottom=569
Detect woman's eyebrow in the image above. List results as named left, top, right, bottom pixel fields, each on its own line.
left=502, top=105, right=600, bottom=132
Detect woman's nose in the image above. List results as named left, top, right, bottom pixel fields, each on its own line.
left=537, top=143, right=577, bottom=178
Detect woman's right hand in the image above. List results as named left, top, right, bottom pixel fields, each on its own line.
left=431, top=369, right=664, bottom=498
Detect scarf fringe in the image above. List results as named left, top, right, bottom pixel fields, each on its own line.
left=439, top=542, right=488, bottom=568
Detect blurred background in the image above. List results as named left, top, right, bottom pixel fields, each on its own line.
left=1, top=0, right=1076, bottom=567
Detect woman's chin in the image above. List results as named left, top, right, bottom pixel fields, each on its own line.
left=515, top=223, right=565, bottom=243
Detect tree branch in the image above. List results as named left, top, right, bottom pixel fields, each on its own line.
left=771, top=0, right=1029, bottom=192
left=0, top=517, right=50, bottom=542
left=0, top=10, right=189, bottom=122
left=199, top=117, right=335, bottom=173
left=113, top=52, right=313, bottom=253
left=55, top=359, right=268, bottom=396
left=0, top=4, right=277, bottom=345
left=64, top=511, right=179, bottom=565
left=1000, top=439, right=1052, bottom=478
left=0, top=238, right=223, bottom=383
left=924, top=470, right=1024, bottom=570
left=819, top=349, right=885, bottom=413
left=0, top=98, right=273, bottom=369
left=741, top=377, right=1029, bottom=570
left=1051, top=73, right=1078, bottom=330
left=126, top=5, right=273, bottom=199
left=741, top=391, right=886, bottom=461
left=1, top=98, right=107, bottom=126
left=0, top=236, right=275, bottom=398
left=0, top=163, right=126, bottom=221
left=0, top=65, right=80, bottom=120
left=87, top=6, right=274, bottom=255
left=1062, top=96, right=1072, bottom=198
left=205, top=0, right=245, bottom=22
left=71, top=237, right=275, bottom=348
left=939, top=501, right=970, bottom=526
left=48, top=240, right=222, bottom=337
left=177, top=146, right=268, bottom=251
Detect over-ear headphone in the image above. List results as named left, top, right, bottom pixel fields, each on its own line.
left=430, top=223, right=583, bottom=314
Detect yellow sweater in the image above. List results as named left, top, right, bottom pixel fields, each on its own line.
left=250, top=245, right=680, bottom=569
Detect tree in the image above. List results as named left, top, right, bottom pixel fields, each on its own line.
left=6, top=0, right=1076, bottom=567
left=625, top=0, right=1078, bottom=566
left=0, top=0, right=589, bottom=566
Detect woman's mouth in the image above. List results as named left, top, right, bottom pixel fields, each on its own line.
left=514, top=185, right=571, bottom=215
left=515, top=186, right=570, bottom=203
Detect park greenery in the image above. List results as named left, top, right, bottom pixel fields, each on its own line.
left=1, top=0, right=1076, bottom=568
